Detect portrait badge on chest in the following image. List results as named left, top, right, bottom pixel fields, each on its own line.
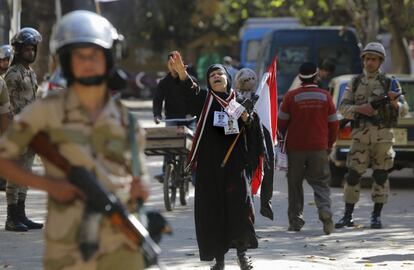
left=224, top=116, right=239, bottom=135
left=213, top=111, right=228, bottom=127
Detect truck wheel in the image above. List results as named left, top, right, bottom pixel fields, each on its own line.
left=329, top=161, right=347, bottom=187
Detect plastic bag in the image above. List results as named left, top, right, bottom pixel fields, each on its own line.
left=275, top=132, right=288, bottom=171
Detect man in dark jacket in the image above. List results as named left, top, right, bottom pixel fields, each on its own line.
left=152, top=51, right=198, bottom=181
left=153, top=51, right=197, bottom=123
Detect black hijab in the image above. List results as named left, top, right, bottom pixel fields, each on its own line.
left=206, top=64, right=232, bottom=92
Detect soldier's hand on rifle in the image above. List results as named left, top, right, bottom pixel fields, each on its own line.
left=388, top=91, right=401, bottom=109
left=355, top=103, right=375, bottom=116
left=46, top=178, right=84, bottom=203
left=130, top=176, right=149, bottom=202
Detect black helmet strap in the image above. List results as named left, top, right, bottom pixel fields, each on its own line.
left=74, top=75, right=106, bottom=86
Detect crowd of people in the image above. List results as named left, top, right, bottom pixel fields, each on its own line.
left=0, top=8, right=408, bottom=270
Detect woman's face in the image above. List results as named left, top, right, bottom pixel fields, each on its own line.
left=208, top=69, right=228, bottom=92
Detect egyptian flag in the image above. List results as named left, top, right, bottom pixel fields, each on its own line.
left=251, top=58, right=278, bottom=195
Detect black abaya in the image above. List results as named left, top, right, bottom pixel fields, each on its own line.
left=193, top=91, right=259, bottom=261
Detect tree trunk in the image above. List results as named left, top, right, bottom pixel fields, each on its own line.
left=385, top=0, right=411, bottom=73
left=389, top=25, right=411, bottom=74
left=366, top=0, right=379, bottom=43
left=0, top=0, right=10, bottom=44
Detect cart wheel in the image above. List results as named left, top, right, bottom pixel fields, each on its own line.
left=164, top=164, right=176, bottom=211
left=179, top=175, right=190, bottom=206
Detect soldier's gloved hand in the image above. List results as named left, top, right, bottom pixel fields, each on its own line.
left=355, top=103, right=375, bottom=116
left=154, top=116, right=161, bottom=124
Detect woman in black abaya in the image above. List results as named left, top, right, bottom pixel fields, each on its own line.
left=186, top=63, right=260, bottom=270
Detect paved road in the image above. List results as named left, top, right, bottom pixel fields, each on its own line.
left=0, top=100, right=413, bottom=270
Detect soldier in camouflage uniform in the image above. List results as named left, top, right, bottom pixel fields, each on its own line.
left=336, top=42, right=408, bottom=229
left=4, top=28, right=43, bottom=231
left=0, top=11, right=149, bottom=269
left=0, top=44, right=12, bottom=191
left=0, top=44, right=12, bottom=128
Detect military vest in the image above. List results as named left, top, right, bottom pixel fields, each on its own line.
left=351, top=73, right=399, bottom=128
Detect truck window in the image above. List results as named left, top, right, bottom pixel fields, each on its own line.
left=318, top=46, right=352, bottom=75
left=247, top=39, right=261, bottom=62
left=276, top=46, right=310, bottom=75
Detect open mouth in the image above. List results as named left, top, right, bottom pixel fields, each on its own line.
left=213, top=79, right=222, bottom=84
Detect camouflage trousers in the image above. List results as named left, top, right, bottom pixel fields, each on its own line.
left=6, top=149, right=35, bottom=204
left=44, top=244, right=145, bottom=270
left=344, top=141, right=394, bottom=204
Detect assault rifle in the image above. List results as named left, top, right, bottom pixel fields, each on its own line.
left=29, top=132, right=161, bottom=266
left=340, top=94, right=401, bottom=129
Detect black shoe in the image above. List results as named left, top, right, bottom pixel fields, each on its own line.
left=370, top=215, right=382, bottom=229
left=287, top=219, right=304, bottom=232
left=319, top=211, right=334, bottom=235
left=17, top=200, right=43, bottom=230
left=210, top=261, right=224, bottom=270
left=237, top=254, right=253, bottom=270
left=335, top=215, right=354, bottom=228
left=287, top=225, right=301, bottom=232
left=5, top=204, right=28, bottom=232
left=260, top=203, right=274, bottom=221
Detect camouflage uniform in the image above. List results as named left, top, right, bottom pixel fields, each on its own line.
left=0, top=75, right=11, bottom=114
left=4, top=63, right=37, bottom=203
left=0, top=89, right=148, bottom=269
left=339, top=70, right=408, bottom=204
left=0, top=75, right=10, bottom=190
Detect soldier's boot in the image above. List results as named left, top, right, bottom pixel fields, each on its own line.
left=237, top=254, right=253, bottom=270
left=370, top=215, right=382, bottom=229
left=335, top=203, right=355, bottom=228
left=5, top=204, right=28, bottom=232
left=17, top=200, right=43, bottom=229
left=210, top=261, right=225, bottom=270
left=319, top=211, right=334, bottom=235
left=370, top=203, right=383, bottom=229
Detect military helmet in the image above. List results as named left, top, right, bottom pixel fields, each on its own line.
left=50, top=10, right=118, bottom=54
left=361, top=42, right=386, bottom=59
left=11, top=27, right=42, bottom=47
left=0, top=45, right=12, bottom=59
left=234, top=68, right=258, bottom=92
left=50, top=10, right=119, bottom=86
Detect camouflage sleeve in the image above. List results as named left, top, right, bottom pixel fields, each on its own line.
left=0, top=78, right=10, bottom=114
left=4, top=70, right=22, bottom=115
left=0, top=100, right=47, bottom=159
left=398, top=96, right=409, bottom=118
left=390, top=77, right=409, bottom=118
left=135, top=121, right=149, bottom=185
left=338, top=80, right=357, bottom=120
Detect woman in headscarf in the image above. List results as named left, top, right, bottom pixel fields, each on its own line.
left=175, top=55, right=260, bottom=269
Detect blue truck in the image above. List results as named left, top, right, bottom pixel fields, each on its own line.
left=239, top=17, right=300, bottom=70
left=255, top=26, right=363, bottom=96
